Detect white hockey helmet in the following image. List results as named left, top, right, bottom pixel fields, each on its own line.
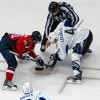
left=23, top=82, right=33, bottom=94
left=48, top=32, right=58, bottom=43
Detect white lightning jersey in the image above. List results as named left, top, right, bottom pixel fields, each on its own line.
left=17, top=91, right=50, bottom=100
left=54, top=20, right=89, bottom=60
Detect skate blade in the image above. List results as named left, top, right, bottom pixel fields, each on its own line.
left=67, top=79, right=82, bottom=84
left=31, top=65, right=58, bottom=75
left=2, top=85, right=17, bottom=91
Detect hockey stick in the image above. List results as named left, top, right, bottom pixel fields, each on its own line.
left=47, top=50, right=60, bottom=69
left=58, top=79, right=67, bottom=94
left=9, top=51, right=19, bottom=56
left=9, top=51, right=55, bottom=70
left=76, top=19, right=84, bottom=27
left=0, top=51, right=57, bottom=72
left=58, top=76, right=100, bottom=94
left=29, top=57, right=54, bottom=68
left=0, top=69, right=6, bottom=72
left=83, top=77, right=100, bottom=80
left=48, top=59, right=57, bottom=68
left=82, top=67, right=100, bottom=71
left=1, top=58, right=100, bottom=71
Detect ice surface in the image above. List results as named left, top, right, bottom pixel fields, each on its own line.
left=0, top=0, right=100, bottom=100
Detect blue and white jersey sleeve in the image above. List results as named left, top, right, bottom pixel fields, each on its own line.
left=59, top=2, right=79, bottom=26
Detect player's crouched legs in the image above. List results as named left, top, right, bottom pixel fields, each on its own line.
left=67, top=53, right=82, bottom=84
left=2, top=60, right=18, bottom=91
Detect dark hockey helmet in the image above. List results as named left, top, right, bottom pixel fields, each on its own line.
left=48, top=1, right=59, bottom=13
left=31, top=31, right=42, bottom=43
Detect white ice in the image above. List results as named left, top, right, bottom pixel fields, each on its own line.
left=0, top=0, right=100, bottom=100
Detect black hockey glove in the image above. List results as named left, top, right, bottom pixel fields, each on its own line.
left=35, top=55, right=44, bottom=66
left=50, top=53, right=57, bottom=61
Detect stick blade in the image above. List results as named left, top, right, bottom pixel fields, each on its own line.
left=31, top=65, right=58, bottom=75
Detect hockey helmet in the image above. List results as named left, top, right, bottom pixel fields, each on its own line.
left=48, top=32, right=58, bottom=43
left=48, top=1, right=59, bottom=13
left=23, top=82, right=33, bottom=94
left=31, top=31, right=42, bottom=43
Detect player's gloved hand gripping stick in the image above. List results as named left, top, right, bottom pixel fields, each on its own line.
left=9, top=51, right=56, bottom=70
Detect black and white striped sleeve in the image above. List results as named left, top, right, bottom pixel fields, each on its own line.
left=60, top=3, right=79, bottom=26
left=44, top=13, right=54, bottom=38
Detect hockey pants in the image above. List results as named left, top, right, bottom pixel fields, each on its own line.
left=0, top=33, right=18, bottom=69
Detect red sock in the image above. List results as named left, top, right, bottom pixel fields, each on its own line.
left=6, top=68, right=15, bottom=81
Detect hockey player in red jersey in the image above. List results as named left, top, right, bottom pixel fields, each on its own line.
left=0, top=31, right=44, bottom=90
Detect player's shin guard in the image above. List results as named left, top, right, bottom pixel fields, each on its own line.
left=67, top=54, right=82, bottom=84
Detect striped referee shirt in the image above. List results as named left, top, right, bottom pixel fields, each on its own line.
left=45, top=2, right=79, bottom=38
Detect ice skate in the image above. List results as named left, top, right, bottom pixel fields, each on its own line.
left=2, top=80, right=17, bottom=91
left=40, top=45, right=46, bottom=52
left=67, top=71, right=82, bottom=84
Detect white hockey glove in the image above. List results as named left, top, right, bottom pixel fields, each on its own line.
left=22, top=53, right=30, bottom=60
left=35, top=55, right=44, bottom=66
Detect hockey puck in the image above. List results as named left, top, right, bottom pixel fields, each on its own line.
left=31, top=65, right=59, bottom=75
left=35, top=67, right=44, bottom=71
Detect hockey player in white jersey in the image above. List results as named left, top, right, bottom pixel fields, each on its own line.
left=17, top=82, right=50, bottom=100
left=47, top=20, right=93, bottom=83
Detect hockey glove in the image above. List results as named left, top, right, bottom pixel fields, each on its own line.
left=35, top=55, right=44, bottom=66
left=50, top=53, right=57, bottom=61
left=23, top=56, right=30, bottom=60
left=17, top=53, right=30, bottom=60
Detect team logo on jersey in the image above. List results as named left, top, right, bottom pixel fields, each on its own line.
left=23, top=40, right=27, bottom=45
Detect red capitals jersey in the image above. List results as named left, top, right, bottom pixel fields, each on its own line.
left=7, top=33, right=37, bottom=58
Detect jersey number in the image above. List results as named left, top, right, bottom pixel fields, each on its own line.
left=59, top=32, right=64, bottom=42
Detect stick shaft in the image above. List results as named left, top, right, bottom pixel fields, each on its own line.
left=76, top=19, right=84, bottom=27
left=9, top=51, right=19, bottom=56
